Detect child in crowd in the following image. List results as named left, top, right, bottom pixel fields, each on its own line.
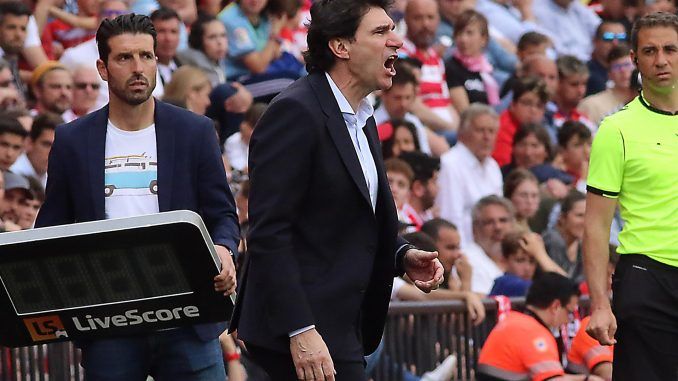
left=385, top=158, right=414, bottom=223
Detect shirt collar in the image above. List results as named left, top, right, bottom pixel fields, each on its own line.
left=638, top=91, right=678, bottom=116
left=325, top=72, right=374, bottom=128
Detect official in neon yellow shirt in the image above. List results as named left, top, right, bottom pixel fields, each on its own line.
left=583, top=12, right=678, bottom=381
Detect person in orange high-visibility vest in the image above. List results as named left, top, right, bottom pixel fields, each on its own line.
left=566, top=316, right=613, bottom=379
left=478, top=272, right=603, bottom=381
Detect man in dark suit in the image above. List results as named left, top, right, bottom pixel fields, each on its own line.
left=35, top=14, right=239, bottom=380
left=229, top=0, right=444, bottom=380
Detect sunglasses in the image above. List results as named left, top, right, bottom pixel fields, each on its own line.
left=601, top=32, right=627, bottom=42
left=100, top=9, right=127, bottom=18
left=75, top=82, right=101, bottom=90
left=611, top=61, right=634, bottom=72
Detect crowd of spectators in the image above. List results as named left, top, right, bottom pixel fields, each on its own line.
left=1, top=0, right=675, bottom=378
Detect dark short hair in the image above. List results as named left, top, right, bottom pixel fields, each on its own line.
left=607, top=43, right=631, bottom=64
left=631, top=12, right=678, bottom=52
left=388, top=61, right=418, bottom=89
left=526, top=272, right=580, bottom=309
left=556, top=55, right=588, bottom=79
left=421, top=218, right=457, bottom=241
left=267, top=0, right=303, bottom=18
left=398, top=151, right=440, bottom=183
left=453, top=10, right=488, bottom=39
left=557, top=120, right=591, bottom=148
left=503, top=168, right=538, bottom=200
left=150, top=7, right=180, bottom=23
left=97, top=13, right=157, bottom=64
left=0, top=1, right=31, bottom=25
left=27, top=176, right=45, bottom=202
left=381, top=119, right=421, bottom=160
left=560, top=189, right=586, bottom=216
left=188, top=14, right=218, bottom=52
left=29, top=113, right=62, bottom=142
left=403, top=231, right=438, bottom=252
left=513, top=123, right=553, bottom=162
left=517, top=31, right=550, bottom=52
left=512, top=76, right=549, bottom=105
left=0, top=116, right=28, bottom=139
left=303, top=0, right=393, bottom=73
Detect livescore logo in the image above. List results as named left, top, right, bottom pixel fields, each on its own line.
left=72, top=305, right=200, bottom=331
left=23, top=316, right=69, bottom=342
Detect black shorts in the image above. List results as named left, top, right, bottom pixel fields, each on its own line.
left=612, top=254, right=678, bottom=381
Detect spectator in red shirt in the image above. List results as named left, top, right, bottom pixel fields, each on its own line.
left=41, top=0, right=99, bottom=59
left=493, top=76, right=549, bottom=167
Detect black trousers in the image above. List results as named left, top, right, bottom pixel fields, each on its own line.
left=612, top=254, right=678, bottom=381
left=245, top=343, right=367, bottom=381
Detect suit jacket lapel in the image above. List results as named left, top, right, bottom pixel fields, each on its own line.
left=154, top=100, right=175, bottom=212
left=308, top=73, right=372, bottom=209
left=89, top=106, right=108, bottom=220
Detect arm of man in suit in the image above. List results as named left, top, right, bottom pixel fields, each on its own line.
left=35, top=125, right=75, bottom=228
left=195, top=119, right=240, bottom=296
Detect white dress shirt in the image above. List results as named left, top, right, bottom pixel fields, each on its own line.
left=436, top=142, right=503, bottom=246
left=325, top=72, right=379, bottom=211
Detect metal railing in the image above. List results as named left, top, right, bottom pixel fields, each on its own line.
left=0, top=297, right=590, bottom=381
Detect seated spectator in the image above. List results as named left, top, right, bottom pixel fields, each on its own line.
left=490, top=229, right=566, bottom=297
left=0, top=58, right=25, bottom=111
left=533, top=0, right=601, bottom=61
left=374, top=62, right=448, bottom=156
left=29, top=61, right=74, bottom=121
left=396, top=230, right=486, bottom=325
left=437, top=104, right=502, bottom=246
left=398, top=151, right=440, bottom=230
left=579, top=243, right=618, bottom=296
left=151, top=7, right=183, bottom=86
left=446, top=10, right=500, bottom=112
left=0, top=116, right=27, bottom=172
left=402, top=0, right=459, bottom=133
left=542, top=190, right=586, bottom=283
left=496, top=54, right=558, bottom=115
left=503, top=123, right=572, bottom=200
left=477, top=272, right=599, bottom=381
left=566, top=316, right=613, bottom=379
left=177, top=15, right=229, bottom=86
left=267, top=0, right=308, bottom=63
left=385, top=158, right=415, bottom=224
left=224, top=102, right=267, bottom=173
left=381, top=119, right=421, bottom=160
left=421, top=218, right=472, bottom=292
left=1, top=171, right=32, bottom=232
left=40, top=0, right=100, bottom=60
left=504, top=168, right=540, bottom=230
left=586, top=21, right=628, bottom=96
left=464, top=195, right=516, bottom=295
left=18, top=176, right=44, bottom=229
left=554, top=121, right=592, bottom=192
left=0, top=1, right=33, bottom=97
left=579, top=44, right=636, bottom=126
left=551, top=55, right=597, bottom=137
left=499, top=31, right=553, bottom=98
left=163, top=66, right=212, bottom=114
left=10, top=113, right=60, bottom=189
left=70, top=65, right=100, bottom=117
left=493, top=76, right=549, bottom=167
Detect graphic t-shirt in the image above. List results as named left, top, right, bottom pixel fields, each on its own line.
left=104, top=120, right=159, bottom=219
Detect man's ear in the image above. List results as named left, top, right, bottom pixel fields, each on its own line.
left=630, top=50, right=638, bottom=65
left=328, top=38, right=350, bottom=60
left=96, top=59, right=108, bottom=82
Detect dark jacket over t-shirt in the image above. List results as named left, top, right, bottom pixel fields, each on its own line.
left=445, top=56, right=490, bottom=105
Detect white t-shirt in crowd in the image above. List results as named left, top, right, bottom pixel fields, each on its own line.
left=104, top=120, right=159, bottom=219
left=223, top=132, right=248, bottom=172
left=463, top=241, right=503, bottom=295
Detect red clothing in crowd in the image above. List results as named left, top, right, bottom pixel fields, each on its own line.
left=41, top=20, right=95, bottom=60
left=492, top=109, right=520, bottom=167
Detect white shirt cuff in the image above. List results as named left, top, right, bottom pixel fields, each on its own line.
left=289, top=325, right=316, bottom=338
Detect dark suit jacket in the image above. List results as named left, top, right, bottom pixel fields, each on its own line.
left=230, top=72, right=409, bottom=361
left=35, top=100, right=240, bottom=341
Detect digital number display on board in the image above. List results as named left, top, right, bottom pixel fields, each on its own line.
left=0, top=211, right=234, bottom=347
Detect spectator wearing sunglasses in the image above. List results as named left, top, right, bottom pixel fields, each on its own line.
left=587, top=21, right=627, bottom=96
left=69, top=65, right=100, bottom=118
